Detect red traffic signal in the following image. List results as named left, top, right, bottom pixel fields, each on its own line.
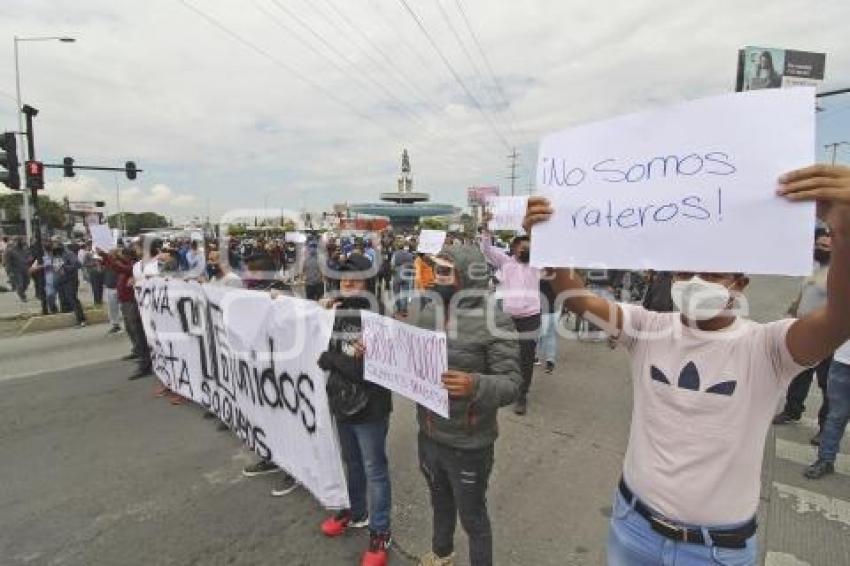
left=25, top=160, right=44, bottom=191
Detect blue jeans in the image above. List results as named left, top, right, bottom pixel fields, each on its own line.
left=607, top=490, right=757, bottom=565
left=337, top=418, right=392, bottom=533
left=819, top=360, right=850, bottom=463
left=536, top=312, right=559, bottom=364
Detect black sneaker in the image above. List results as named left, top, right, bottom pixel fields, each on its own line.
left=804, top=459, right=834, bottom=479
left=513, top=397, right=527, bottom=415
left=270, top=473, right=299, bottom=497
left=545, top=361, right=555, bottom=373
left=772, top=412, right=800, bottom=425
left=128, top=367, right=152, bottom=380
left=810, top=431, right=822, bottom=446
left=242, top=459, right=280, bottom=477
left=107, top=325, right=122, bottom=334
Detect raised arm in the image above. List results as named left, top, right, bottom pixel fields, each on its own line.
left=524, top=196, right=622, bottom=334
left=478, top=225, right=509, bottom=268
left=780, top=165, right=850, bottom=365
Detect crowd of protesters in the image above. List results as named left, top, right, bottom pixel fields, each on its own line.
left=3, top=164, right=850, bottom=566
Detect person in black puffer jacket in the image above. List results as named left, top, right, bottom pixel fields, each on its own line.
left=317, top=253, right=393, bottom=566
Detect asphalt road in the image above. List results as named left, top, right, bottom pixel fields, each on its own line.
left=0, top=275, right=848, bottom=566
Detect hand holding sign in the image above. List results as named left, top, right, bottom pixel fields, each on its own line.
left=441, top=370, right=475, bottom=398
left=778, top=164, right=850, bottom=236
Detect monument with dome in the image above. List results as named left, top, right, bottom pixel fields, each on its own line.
left=349, top=149, right=456, bottom=232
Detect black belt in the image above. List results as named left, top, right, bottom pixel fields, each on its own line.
left=618, top=479, right=756, bottom=549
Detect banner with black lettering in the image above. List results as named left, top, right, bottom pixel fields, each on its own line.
left=136, top=278, right=349, bottom=508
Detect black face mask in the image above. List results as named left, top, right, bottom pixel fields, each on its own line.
left=338, top=295, right=371, bottom=311
left=207, top=264, right=221, bottom=278
left=517, top=250, right=530, bottom=263
left=814, top=249, right=831, bottom=264
left=432, top=284, right=457, bottom=305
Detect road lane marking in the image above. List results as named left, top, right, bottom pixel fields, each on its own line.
left=773, top=482, right=850, bottom=526
left=765, top=551, right=812, bottom=566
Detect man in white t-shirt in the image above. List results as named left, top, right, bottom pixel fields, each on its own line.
left=524, top=164, right=850, bottom=565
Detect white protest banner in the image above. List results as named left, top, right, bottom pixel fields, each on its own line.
left=361, top=311, right=449, bottom=418
left=89, top=223, right=116, bottom=251
left=136, top=279, right=349, bottom=508
left=285, top=232, right=307, bottom=244
left=531, top=88, right=816, bottom=275
left=418, top=230, right=447, bottom=255
left=488, top=196, right=528, bottom=232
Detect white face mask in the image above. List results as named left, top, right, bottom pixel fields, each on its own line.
left=671, top=276, right=733, bottom=321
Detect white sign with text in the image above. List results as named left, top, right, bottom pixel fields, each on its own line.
left=417, top=230, right=447, bottom=255
left=136, top=279, right=349, bottom=508
left=488, top=196, right=528, bottom=232
left=361, top=311, right=449, bottom=418
left=531, top=88, right=816, bottom=275
left=89, top=223, right=116, bottom=251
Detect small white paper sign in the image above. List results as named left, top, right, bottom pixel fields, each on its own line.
left=488, top=196, right=528, bottom=232
left=361, top=311, right=449, bottom=418
left=285, top=232, right=307, bottom=244
left=531, top=88, right=816, bottom=276
left=89, top=223, right=116, bottom=251
left=418, top=230, right=447, bottom=255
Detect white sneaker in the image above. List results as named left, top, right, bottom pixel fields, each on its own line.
left=270, top=474, right=299, bottom=497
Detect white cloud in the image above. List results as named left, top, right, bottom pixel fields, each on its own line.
left=44, top=176, right=197, bottom=215
left=1, top=0, right=848, bottom=216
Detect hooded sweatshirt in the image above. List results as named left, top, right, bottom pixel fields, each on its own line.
left=410, top=245, right=521, bottom=450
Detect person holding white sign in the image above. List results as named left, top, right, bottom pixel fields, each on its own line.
left=479, top=221, right=541, bottom=415
left=316, top=254, right=393, bottom=566
left=524, top=164, right=850, bottom=565
left=409, top=245, right=521, bottom=566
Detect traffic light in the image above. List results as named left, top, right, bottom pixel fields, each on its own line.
left=63, top=157, right=75, bottom=177
left=0, top=132, right=21, bottom=190
left=25, top=160, right=44, bottom=191
left=125, top=161, right=137, bottom=180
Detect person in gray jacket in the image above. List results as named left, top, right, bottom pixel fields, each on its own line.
left=409, top=245, right=521, bottom=566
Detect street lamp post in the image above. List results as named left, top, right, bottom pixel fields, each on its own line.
left=13, top=35, right=75, bottom=244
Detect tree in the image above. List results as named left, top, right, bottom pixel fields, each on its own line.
left=420, top=216, right=449, bottom=231
left=0, top=193, right=68, bottom=234
left=107, top=212, right=169, bottom=235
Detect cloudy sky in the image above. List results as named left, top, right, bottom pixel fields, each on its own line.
left=1, top=0, right=848, bottom=224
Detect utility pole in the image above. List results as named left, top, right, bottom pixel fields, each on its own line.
left=507, top=147, right=519, bottom=196
left=825, top=142, right=850, bottom=165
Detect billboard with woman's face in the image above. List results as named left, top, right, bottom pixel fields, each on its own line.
left=735, top=46, right=826, bottom=92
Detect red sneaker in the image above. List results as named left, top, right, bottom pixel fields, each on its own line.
left=361, top=531, right=391, bottom=566
left=320, top=510, right=368, bottom=537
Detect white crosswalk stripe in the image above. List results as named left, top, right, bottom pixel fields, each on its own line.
left=773, top=481, right=850, bottom=527
left=764, top=551, right=812, bottom=566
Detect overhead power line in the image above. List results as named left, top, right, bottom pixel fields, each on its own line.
left=396, top=0, right=512, bottom=151
left=177, top=0, right=379, bottom=128
left=432, top=0, right=514, bottom=140
left=453, top=0, right=520, bottom=132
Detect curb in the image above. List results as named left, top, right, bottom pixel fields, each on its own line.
left=17, top=308, right=109, bottom=335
